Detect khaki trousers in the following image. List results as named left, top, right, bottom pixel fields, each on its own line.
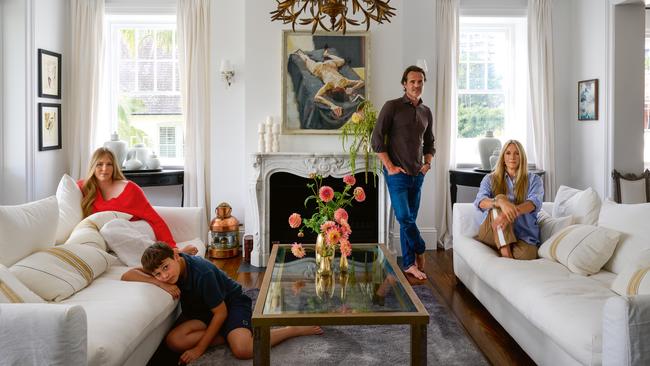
left=475, top=208, right=538, bottom=260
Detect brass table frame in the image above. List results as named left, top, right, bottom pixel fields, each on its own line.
left=252, top=244, right=429, bottom=365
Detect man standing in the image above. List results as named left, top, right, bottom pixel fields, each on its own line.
left=371, top=65, right=434, bottom=280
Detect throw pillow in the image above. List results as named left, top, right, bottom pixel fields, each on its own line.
left=0, top=196, right=59, bottom=267
left=65, top=211, right=132, bottom=251
left=552, top=185, right=602, bottom=225
left=611, top=266, right=650, bottom=296
left=0, top=264, right=44, bottom=303
left=537, top=209, right=573, bottom=243
left=10, top=243, right=115, bottom=302
left=538, top=224, right=621, bottom=275
left=100, top=219, right=156, bottom=267
left=598, top=200, right=650, bottom=274
left=55, top=174, right=83, bottom=244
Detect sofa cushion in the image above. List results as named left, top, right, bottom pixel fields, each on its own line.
left=480, top=257, right=617, bottom=365
left=55, top=174, right=83, bottom=244
left=0, top=264, right=44, bottom=303
left=553, top=185, right=601, bottom=224
left=65, top=211, right=132, bottom=251
left=537, top=209, right=573, bottom=243
left=62, top=265, right=177, bottom=366
left=0, top=196, right=59, bottom=267
left=10, top=243, right=115, bottom=302
left=598, top=200, right=650, bottom=274
left=538, top=224, right=620, bottom=275
left=100, top=219, right=155, bottom=267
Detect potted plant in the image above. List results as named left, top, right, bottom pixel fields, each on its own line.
left=339, top=100, right=380, bottom=184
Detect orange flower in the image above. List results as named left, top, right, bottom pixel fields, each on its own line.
left=353, top=186, right=366, bottom=202
left=343, top=175, right=356, bottom=186
left=325, top=227, right=342, bottom=246
left=334, top=208, right=348, bottom=224
left=339, top=238, right=352, bottom=257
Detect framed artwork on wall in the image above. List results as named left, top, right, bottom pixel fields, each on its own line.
left=38, top=103, right=62, bottom=151
left=282, top=30, right=369, bottom=134
left=38, top=49, right=62, bottom=99
left=578, top=78, right=598, bottom=121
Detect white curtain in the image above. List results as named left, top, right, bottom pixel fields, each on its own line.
left=528, top=0, right=556, bottom=200
left=177, top=0, right=211, bottom=217
left=432, top=0, right=459, bottom=249
left=68, top=0, right=105, bottom=179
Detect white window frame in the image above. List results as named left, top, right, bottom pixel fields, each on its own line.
left=104, top=14, right=184, bottom=168
left=456, top=16, right=530, bottom=167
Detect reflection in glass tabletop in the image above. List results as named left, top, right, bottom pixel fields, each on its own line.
left=262, top=244, right=417, bottom=315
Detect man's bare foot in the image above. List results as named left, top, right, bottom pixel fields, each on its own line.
left=405, top=265, right=427, bottom=280
left=291, top=326, right=323, bottom=336
left=416, top=253, right=425, bottom=270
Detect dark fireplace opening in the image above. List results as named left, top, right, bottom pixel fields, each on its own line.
left=269, top=172, right=379, bottom=248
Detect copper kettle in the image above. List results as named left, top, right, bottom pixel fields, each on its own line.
left=210, top=202, right=239, bottom=232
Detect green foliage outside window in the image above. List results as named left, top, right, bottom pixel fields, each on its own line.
left=457, top=94, right=504, bottom=138
left=117, top=96, right=148, bottom=146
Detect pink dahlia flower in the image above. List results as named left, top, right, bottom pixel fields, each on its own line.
left=319, top=186, right=335, bottom=202
left=325, top=227, right=342, bottom=246
left=291, top=242, right=306, bottom=258
left=343, top=175, right=356, bottom=186
left=288, top=213, right=302, bottom=228
left=334, top=208, right=349, bottom=224
left=339, top=239, right=352, bottom=257
left=320, top=220, right=337, bottom=232
left=353, top=187, right=366, bottom=202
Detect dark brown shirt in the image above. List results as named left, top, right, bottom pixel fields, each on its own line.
left=371, top=95, right=435, bottom=176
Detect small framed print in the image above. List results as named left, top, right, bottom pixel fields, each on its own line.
left=38, top=103, right=61, bottom=151
left=38, top=49, right=62, bottom=99
left=578, top=79, right=598, bottom=121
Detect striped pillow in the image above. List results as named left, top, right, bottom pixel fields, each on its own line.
left=612, top=267, right=650, bottom=296
left=9, top=243, right=115, bottom=302
left=0, top=264, right=44, bottom=303
left=538, top=224, right=621, bottom=275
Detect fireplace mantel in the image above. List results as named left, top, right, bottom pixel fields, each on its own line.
left=246, top=152, right=392, bottom=267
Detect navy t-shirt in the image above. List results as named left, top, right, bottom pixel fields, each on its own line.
left=176, top=253, right=242, bottom=318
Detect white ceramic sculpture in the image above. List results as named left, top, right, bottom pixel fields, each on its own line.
left=478, top=131, right=501, bottom=170
left=103, top=132, right=127, bottom=168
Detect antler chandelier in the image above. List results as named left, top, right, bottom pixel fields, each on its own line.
left=271, top=0, right=396, bottom=34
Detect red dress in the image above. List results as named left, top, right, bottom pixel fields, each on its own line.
left=78, top=180, right=177, bottom=247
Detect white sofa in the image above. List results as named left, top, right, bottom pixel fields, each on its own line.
left=0, top=199, right=206, bottom=366
left=453, top=201, right=650, bottom=366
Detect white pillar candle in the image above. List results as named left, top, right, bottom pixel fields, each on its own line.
left=258, top=123, right=265, bottom=133
left=272, top=122, right=280, bottom=133
left=265, top=116, right=273, bottom=125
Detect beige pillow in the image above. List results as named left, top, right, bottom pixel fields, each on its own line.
left=0, top=264, right=44, bottom=303
left=0, top=196, right=59, bottom=267
left=537, top=209, right=573, bottom=243
left=611, top=267, right=650, bottom=296
left=10, top=243, right=115, bottom=302
left=65, top=211, right=132, bottom=251
left=552, top=185, right=601, bottom=224
left=538, top=224, right=621, bottom=275
left=55, top=174, right=83, bottom=244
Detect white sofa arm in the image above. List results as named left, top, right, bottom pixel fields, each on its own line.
left=0, top=303, right=87, bottom=366
left=155, top=206, right=206, bottom=243
left=452, top=203, right=482, bottom=238
left=603, top=295, right=650, bottom=366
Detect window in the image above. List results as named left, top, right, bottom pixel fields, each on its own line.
left=456, top=17, right=529, bottom=166
left=104, top=15, right=184, bottom=167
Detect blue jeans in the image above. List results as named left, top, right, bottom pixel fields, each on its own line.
left=384, top=168, right=426, bottom=269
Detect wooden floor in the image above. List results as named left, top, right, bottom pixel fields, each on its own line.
left=210, top=249, right=535, bottom=366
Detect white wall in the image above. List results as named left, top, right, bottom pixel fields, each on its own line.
left=1, top=0, right=67, bottom=204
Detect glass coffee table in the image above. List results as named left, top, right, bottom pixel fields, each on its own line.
left=252, top=244, right=429, bottom=365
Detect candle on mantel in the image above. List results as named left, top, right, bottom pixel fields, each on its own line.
left=258, top=123, right=265, bottom=133
left=265, top=116, right=273, bottom=126
left=272, top=122, right=280, bottom=133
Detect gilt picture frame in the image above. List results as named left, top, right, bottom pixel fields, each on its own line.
left=38, top=103, right=62, bottom=151
left=578, top=79, right=598, bottom=121
left=38, top=49, right=62, bottom=99
left=282, top=30, right=369, bottom=135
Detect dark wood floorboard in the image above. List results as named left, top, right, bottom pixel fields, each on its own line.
left=212, top=249, right=535, bottom=366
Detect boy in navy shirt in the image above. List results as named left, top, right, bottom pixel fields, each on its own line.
left=122, top=242, right=322, bottom=364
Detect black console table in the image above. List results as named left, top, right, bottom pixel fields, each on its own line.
left=123, top=169, right=184, bottom=206
left=449, top=168, right=545, bottom=206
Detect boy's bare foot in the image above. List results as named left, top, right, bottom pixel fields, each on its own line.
left=405, top=265, right=427, bottom=280
left=291, top=326, right=323, bottom=336
left=180, top=245, right=198, bottom=255
left=416, top=253, right=425, bottom=270
left=210, top=334, right=225, bottom=346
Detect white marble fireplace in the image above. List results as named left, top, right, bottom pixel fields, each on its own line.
left=246, top=152, right=394, bottom=267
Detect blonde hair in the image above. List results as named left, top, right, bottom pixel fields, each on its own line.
left=491, top=140, right=529, bottom=204
left=80, top=148, right=126, bottom=217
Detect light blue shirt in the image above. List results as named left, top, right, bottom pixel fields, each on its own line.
left=473, top=172, right=544, bottom=245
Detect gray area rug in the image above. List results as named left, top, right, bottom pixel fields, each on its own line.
left=192, top=286, right=487, bottom=366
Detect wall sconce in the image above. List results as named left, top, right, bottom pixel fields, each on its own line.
left=220, top=59, right=234, bottom=87
left=416, top=59, right=428, bottom=73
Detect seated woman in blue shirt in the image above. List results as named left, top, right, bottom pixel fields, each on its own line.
left=473, top=139, right=543, bottom=260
